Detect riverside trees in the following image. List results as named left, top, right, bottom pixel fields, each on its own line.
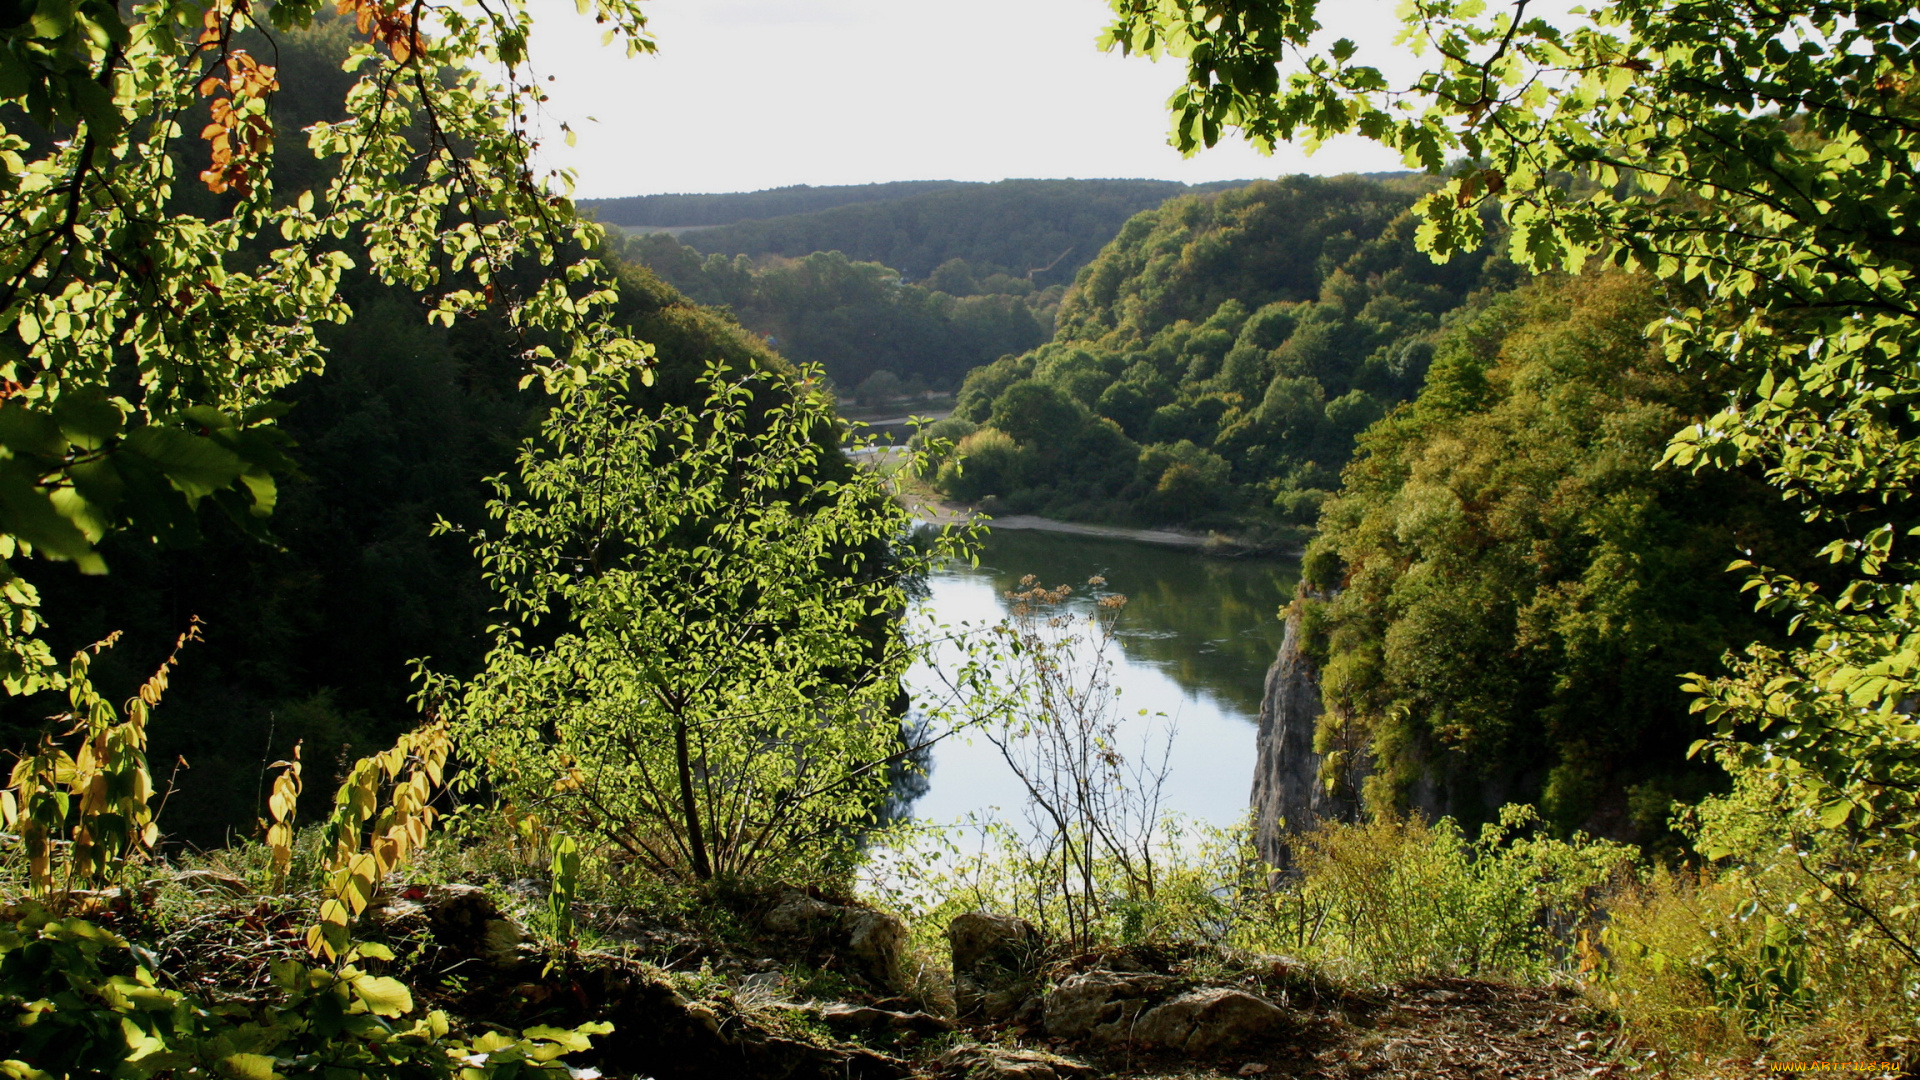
left=1104, top=0, right=1920, bottom=1051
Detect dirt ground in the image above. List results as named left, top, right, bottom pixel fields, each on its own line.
left=1007, top=978, right=1623, bottom=1080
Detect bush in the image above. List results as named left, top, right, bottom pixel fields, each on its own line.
left=1253, top=807, right=1635, bottom=983
left=434, top=363, right=975, bottom=883
left=1595, top=767, right=1920, bottom=1072
left=937, top=427, right=1029, bottom=502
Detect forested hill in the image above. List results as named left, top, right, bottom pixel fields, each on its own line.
left=580, top=181, right=964, bottom=228
left=925, top=174, right=1517, bottom=541
left=662, top=178, right=1251, bottom=284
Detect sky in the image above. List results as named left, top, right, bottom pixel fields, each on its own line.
left=519, top=0, right=1419, bottom=200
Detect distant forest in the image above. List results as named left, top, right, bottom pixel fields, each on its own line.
left=628, top=179, right=1251, bottom=283
left=580, top=181, right=964, bottom=228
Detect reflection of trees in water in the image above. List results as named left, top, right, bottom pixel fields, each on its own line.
left=962, top=531, right=1299, bottom=716
left=878, top=711, right=936, bottom=824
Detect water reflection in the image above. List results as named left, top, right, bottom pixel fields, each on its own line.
left=901, top=528, right=1301, bottom=829
left=961, top=530, right=1299, bottom=716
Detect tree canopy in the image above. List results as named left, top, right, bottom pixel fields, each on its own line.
left=1104, top=0, right=1920, bottom=894
left=931, top=174, right=1514, bottom=534
left=0, top=0, right=655, bottom=698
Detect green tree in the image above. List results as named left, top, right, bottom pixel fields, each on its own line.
left=1303, top=272, right=1812, bottom=838
left=430, top=362, right=975, bottom=882
left=0, top=0, right=656, bottom=697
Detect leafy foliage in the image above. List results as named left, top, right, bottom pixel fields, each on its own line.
left=1105, top=0, right=1920, bottom=1055
left=2, top=651, right=608, bottom=1079
left=1300, top=272, right=1815, bottom=839
left=431, top=362, right=977, bottom=881
left=932, top=175, right=1512, bottom=530
left=1107, top=0, right=1920, bottom=847
left=0, top=0, right=658, bottom=700
left=2, top=624, right=198, bottom=897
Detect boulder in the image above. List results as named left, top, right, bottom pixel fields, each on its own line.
left=844, top=908, right=908, bottom=992
left=761, top=890, right=909, bottom=994
left=1042, top=969, right=1184, bottom=1042
left=370, top=883, right=529, bottom=968
left=947, top=911, right=1042, bottom=1019
left=423, top=883, right=528, bottom=966
left=1131, top=987, right=1285, bottom=1053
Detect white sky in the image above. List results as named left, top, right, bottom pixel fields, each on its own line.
left=519, top=0, right=1419, bottom=200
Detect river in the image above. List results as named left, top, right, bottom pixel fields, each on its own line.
left=901, top=528, right=1299, bottom=831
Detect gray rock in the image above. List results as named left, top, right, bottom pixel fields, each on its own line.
left=764, top=892, right=842, bottom=934
left=843, top=908, right=908, bottom=992
left=1249, top=602, right=1361, bottom=868
left=170, top=869, right=248, bottom=896
left=1132, top=987, right=1285, bottom=1053
left=947, top=911, right=1041, bottom=1019
left=1042, top=969, right=1183, bottom=1042
left=761, top=891, right=909, bottom=994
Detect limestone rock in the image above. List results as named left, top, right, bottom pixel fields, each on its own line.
left=843, top=908, right=908, bottom=992
left=1131, top=987, right=1285, bottom=1053
left=947, top=911, right=1041, bottom=1019
left=170, top=869, right=248, bottom=896
left=1249, top=604, right=1359, bottom=868
left=1041, top=969, right=1184, bottom=1042
left=764, top=892, right=842, bottom=934
left=760, top=890, right=909, bottom=994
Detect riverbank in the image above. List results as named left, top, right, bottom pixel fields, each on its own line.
left=896, top=487, right=1217, bottom=549
left=854, top=447, right=1288, bottom=554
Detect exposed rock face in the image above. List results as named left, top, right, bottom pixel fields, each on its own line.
left=934, top=1045, right=1095, bottom=1080
left=1249, top=606, right=1360, bottom=868
left=1130, top=987, right=1285, bottom=1053
left=1043, top=971, right=1284, bottom=1054
left=762, top=890, right=909, bottom=994
left=818, top=1003, right=954, bottom=1037
left=947, top=911, right=1042, bottom=1019
left=1041, top=969, right=1183, bottom=1042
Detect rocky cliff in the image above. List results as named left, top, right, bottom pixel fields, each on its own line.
left=1248, top=605, right=1360, bottom=868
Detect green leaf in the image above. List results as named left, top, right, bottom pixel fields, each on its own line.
left=346, top=973, right=414, bottom=1017
left=122, top=426, right=245, bottom=500
left=214, top=1053, right=279, bottom=1080
left=0, top=459, right=101, bottom=571
left=52, top=391, right=124, bottom=451
left=0, top=401, right=67, bottom=461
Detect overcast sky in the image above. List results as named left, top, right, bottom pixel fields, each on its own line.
left=519, top=0, right=1419, bottom=200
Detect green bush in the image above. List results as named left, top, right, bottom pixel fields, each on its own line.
left=1595, top=767, right=1920, bottom=1072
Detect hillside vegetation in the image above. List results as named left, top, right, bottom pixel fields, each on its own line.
left=1298, top=272, right=1817, bottom=844
left=664, top=178, right=1245, bottom=284
left=927, top=174, right=1515, bottom=539
left=581, top=180, right=964, bottom=228
left=619, top=233, right=1057, bottom=393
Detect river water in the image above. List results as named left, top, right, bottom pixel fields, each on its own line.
left=900, top=528, right=1299, bottom=831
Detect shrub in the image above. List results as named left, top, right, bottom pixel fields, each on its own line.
left=433, top=362, right=976, bottom=883
left=1596, top=767, right=1920, bottom=1072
